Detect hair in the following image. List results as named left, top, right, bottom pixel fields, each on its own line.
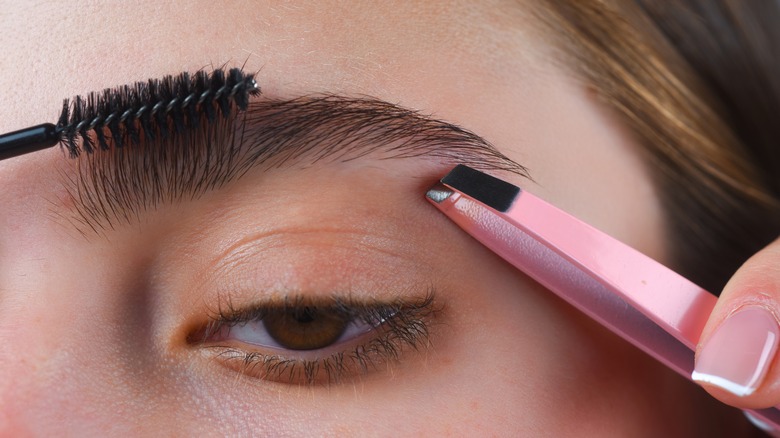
left=530, top=0, right=780, bottom=293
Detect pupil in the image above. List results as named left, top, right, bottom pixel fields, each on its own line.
left=263, top=306, right=350, bottom=350
left=295, top=308, right=316, bottom=323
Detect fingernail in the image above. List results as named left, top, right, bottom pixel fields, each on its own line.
left=692, top=306, right=780, bottom=396
left=744, top=411, right=780, bottom=435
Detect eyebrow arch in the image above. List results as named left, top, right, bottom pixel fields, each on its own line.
left=60, top=94, right=529, bottom=234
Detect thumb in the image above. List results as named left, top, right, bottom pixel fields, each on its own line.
left=693, top=236, right=780, bottom=409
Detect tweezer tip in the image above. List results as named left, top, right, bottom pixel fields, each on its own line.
left=439, top=165, right=520, bottom=212
left=426, top=183, right=454, bottom=203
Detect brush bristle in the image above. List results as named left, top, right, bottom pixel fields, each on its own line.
left=56, top=67, right=261, bottom=157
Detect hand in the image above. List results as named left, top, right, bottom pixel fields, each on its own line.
left=693, top=237, right=780, bottom=429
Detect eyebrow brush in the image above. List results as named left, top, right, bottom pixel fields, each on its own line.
left=0, top=68, right=260, bottom=161
left=427, top=164, right=780, bottom=430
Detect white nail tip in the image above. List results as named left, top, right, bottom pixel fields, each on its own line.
left=744, top=411, right=777, bottom=433
left=691, top=371, right=756, bottom=397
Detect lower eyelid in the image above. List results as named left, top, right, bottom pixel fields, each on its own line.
left=207, top=326, right=377, bottom=365
left=207, top=330, right=425, bottom=385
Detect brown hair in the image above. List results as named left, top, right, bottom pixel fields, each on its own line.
left=531, top=0, right=780, bottom=293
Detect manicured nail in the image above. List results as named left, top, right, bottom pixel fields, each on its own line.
left=744, top=411, right=779, bottom=435
left=692, top=306, right=780, bottom=396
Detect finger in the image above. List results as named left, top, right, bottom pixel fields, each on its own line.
left=693, top=236, right=780, bottom=409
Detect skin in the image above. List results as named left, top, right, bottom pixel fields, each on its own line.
left=0, top=1, right=753, bottom=436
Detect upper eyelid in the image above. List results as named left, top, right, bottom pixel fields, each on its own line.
left=58, top=93, right=529, bottom=235
left=210, top=289, right=437, bottom=327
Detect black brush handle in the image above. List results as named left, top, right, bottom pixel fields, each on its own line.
left=0, top=123, right=59, bottom=161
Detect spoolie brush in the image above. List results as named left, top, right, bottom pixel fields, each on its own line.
left=0, top=67, right=260, bottom=161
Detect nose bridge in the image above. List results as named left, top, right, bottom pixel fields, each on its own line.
left=0, top=148, right=158, bottom=432
left=0, top=233, right=171, bottom=432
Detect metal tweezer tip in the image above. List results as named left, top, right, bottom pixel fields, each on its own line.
left=426, top=183, right=453, bottom=203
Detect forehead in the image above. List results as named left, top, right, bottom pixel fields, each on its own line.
left=0, top=1, right=543, bottom=127
left=0, top=0, right=545, bottom=189
left=0, top=0, right=665, bottom=259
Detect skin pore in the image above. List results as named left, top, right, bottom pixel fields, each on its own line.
left=0, top=1, right=750, bottom=435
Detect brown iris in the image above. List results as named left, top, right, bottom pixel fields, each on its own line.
left=263, top=306, right=350, bottom=350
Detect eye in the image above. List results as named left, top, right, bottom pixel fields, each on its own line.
left=190, top=292, right=438, bottom=385
left=213, top=306, right=376, bottom=351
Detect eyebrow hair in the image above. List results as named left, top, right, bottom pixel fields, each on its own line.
left=60, top=94, right=528, bottom=234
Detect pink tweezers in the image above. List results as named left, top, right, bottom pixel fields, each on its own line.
left=426, top=164, right=780, bottom=428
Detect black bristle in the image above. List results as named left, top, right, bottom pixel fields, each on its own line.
left=57, top=99, right=70, bottom=129
left=171, top=72, right=189, bottom=134
left=200, top=71, right=217, bottom=123
left=189, top=71, right=207, bottom=127
left=123, top=85, right=141, bottom=147
left=106, top=87, right=124, bottom=148
left=154, top=76, right=172, bottom=140
left=211, top=69, right=231, bottom=118
left=147, top=78, right=163, bottom=140
left=94, top=90, right=110, bottom=150
left=139, top=103, right=155, bottom=143
left=74, top=96, right=94, bottom=154
left=229, top=68, right=249, bottom=111
left=57, top=99, right=78, bottom=157
left=56, top=67, right=260, bottom=156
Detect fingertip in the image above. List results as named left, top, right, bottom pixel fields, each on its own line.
left=693, top=305, right=780, bottom=408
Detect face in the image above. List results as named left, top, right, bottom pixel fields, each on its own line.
left=0, top=1, right=747, bottom=435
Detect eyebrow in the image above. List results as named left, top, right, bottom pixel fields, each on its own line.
left=60, top=94, right=528, bottom=234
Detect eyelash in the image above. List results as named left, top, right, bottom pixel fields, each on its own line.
left=191, top=290, right=438, bottom=386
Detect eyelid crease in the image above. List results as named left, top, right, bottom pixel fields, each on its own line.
left=201, top=226, right=431, bottom=290
left=58, top=93, right=529, bottom=235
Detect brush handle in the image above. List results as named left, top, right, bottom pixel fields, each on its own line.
left=0, top=123, right=59, bottom=160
